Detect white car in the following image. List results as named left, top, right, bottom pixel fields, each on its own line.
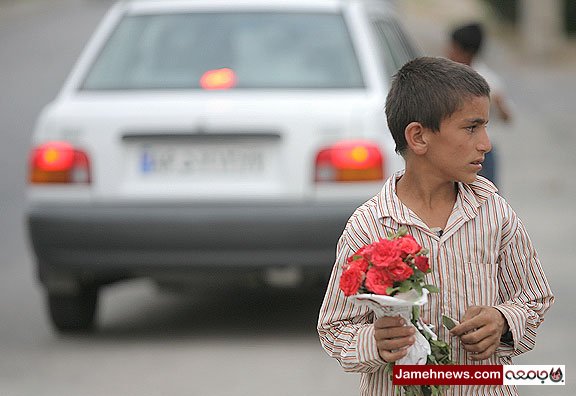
left=26, top=0, right=419, bottom=332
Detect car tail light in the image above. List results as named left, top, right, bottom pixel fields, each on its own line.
left=200, top=68, right=237, bottom=90
left=29, top=141, right=91, bottom=184
left=315, top=140, right=384, bottom=182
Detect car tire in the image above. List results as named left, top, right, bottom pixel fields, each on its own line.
left=47, top=287, right=99, bottom=333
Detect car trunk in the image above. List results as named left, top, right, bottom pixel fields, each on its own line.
left=48, top=92, right=377, bottom=203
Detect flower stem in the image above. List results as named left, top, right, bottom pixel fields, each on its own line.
left=411, top=305, right=420, bottom=325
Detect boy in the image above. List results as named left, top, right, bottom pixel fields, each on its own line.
left=317, top=57, right=553, bottom=396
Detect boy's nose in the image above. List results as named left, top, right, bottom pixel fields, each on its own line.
left=477, top=128, right=492, bottom=153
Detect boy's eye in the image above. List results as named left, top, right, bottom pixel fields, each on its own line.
left=465, top=121, right=488, bottom=133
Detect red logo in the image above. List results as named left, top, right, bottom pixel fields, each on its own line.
left=550, top=367, right=563, bottom=383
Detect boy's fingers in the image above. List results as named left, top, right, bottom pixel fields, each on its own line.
left=374, top=324, right=415, bottom=341
left=461, top=334, right=496, bottom=353
left=452, top=306, right=507, bottom=338
left=467, top=343, right=499, bottom=361
left=374, top=316, right=405, bottom=329
left=450, top=306, right=491, bottom=336
left=379, top=348, right=409, bottom=363
left=450, top=318, right=480, bottom=336
left=459, top=324, right=493, bottom=344
left=461, top=305, right=483, bottom=322
left=377, top=335, right=415, bottom=351
left=373, top=316, right=416, bottom=363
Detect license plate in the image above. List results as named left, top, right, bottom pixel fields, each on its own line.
left=139, top=144, right=265, bottom=175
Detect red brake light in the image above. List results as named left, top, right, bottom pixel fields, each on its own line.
left=200, top=68, right=237, bottom=90
left=315, top=140, right=384, bottom=182
left=29, top=141, right=91, bottom=184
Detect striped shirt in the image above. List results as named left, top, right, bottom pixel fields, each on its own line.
left=317, top=172, right=554, bottom=396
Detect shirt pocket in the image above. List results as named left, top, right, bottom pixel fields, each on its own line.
left=461, top=261, right=499, bottom=307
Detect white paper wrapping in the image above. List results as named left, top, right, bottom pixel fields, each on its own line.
left=349, top=289, right=436, bottom=365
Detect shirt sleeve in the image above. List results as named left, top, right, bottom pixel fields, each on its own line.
left=494, top=208, right=554, bottom=357
left=317, top=230, right=386, bottom=373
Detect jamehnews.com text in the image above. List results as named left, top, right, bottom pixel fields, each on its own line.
left=392, top=365, right=565, bottom=386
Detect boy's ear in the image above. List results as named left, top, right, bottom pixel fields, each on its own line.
left=404, top=122, right=428, bottom=155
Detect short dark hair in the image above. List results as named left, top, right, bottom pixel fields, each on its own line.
left=385, top=56, right=490, bottom=155
left=451, top=22, right=484, bottom=55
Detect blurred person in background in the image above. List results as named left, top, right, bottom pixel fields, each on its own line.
left=446, top=22, right=513, bottom=188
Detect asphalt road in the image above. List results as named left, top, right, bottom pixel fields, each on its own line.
left=1, top=1, right=574, bottom=395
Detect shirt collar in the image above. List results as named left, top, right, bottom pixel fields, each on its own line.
left=377, top=171, right=498, bottom=224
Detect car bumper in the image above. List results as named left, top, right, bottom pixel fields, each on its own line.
left=27, top=202, right=357, bottom=281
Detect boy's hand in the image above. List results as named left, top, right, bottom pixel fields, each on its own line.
left=450, top=306, right=509, bottom=361
left=373, top=316, right=416, bottom=363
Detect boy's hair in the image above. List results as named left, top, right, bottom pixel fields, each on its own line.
left=451, top=22, right=484, bottom=55
left=385, top=56, right=490, bottom=155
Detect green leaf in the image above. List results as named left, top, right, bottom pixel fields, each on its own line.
left=396, top=226, right=408, bottom=237
left=413, top=281, right=423, bottom=294
left=398, top=280, right=412, bottom=293
left=384, top=362, right=394, bottom=374
left=411, top=305, right=420, bottom=322
left=442, top=314, right=459, bottom=330
left=404, top=386, right=421, bottom=396
left=386, top=286, right=399, bottom=295
left=423, top=284, right=440, bottom=293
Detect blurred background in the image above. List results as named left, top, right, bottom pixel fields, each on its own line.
left=1, top=0, right=574, bottom=395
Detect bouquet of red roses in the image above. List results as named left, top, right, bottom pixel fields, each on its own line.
left=339, top=227, right=452, bottom=396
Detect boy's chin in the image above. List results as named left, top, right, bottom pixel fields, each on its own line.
left=457, top=173, right=479, bottom=184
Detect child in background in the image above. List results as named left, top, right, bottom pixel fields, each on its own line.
left=446, top=22, right=514, bottom=188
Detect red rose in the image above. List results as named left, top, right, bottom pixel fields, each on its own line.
left=339, top=266, right=364, bottom=296
left=369, top=239, right=402, bottom=268
left=385, top=260, right=414, bottom=282
left=414, top=255, right=430, bottom=272
left=349, top=257, right=370, bottom=272
left=347, top=245, right=369, bottom=264
left=365, top=267, right=393, bottom=295
left=395, top=235, right=422, bottom=258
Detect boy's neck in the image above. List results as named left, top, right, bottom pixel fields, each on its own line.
left=395, top=167, right=458, bottom=230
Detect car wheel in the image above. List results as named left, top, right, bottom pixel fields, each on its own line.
left=47, top=287, right=99, bottom=333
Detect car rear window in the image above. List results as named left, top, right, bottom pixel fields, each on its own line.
left=81, top=12, right=365, bottom=90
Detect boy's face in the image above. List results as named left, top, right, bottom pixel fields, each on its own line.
left=424, top=95, right=491, bottom=184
